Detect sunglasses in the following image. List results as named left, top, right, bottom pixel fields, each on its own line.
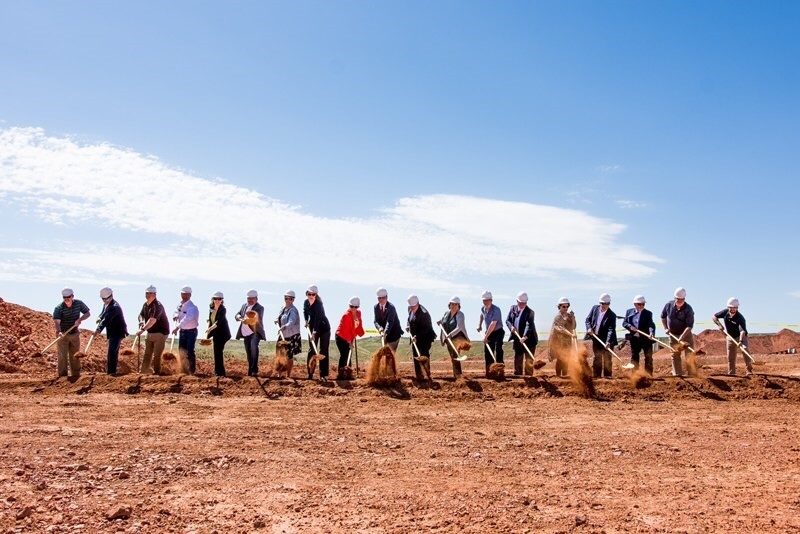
left=559, top=304, right=568, bottom=308
left=63, top=296, right=74, bottom=300
left=377, top=296, right=387, bottom=300
left=101, top=296, right=112, bottom=300
left=307, top=293, right=317, bottom=297
left=350, top=305, right=359, bottom=309
left=634, top=303, right=644, bottom=306
left=212, top=297, right=222, bottom=301
left=284, top=296, right=294, bottom=300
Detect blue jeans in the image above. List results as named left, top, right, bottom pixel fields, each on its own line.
left=179, top=328, right=198, bottom=374
left=244, top=334, right=260, bottom=376
left=107, top=336, right=123, bottom=375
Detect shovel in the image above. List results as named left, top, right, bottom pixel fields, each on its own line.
left=84, top=333, right=96, bottom=354
left=41, top=324, right=79, bottom=354
left=439, top=326, right=468, bottom=362
left=590, top=333, right=635, bottom=369
left=511, top=329, right=545, bottom=372
left=718, top=326, right=757, bottom=367
left=631, top=327, right=675, bottom=352
left=304, top=326, right=325, bottom=361
left=410, top=339, right=431, bottom=380
left=667, top=331, right=698, bottom=353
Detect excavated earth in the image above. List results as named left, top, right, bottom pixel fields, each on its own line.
left=1, top=299, right=800, bottom=532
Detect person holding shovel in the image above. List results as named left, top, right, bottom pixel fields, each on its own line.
left=549, top=298, right=577, bottom=377
left=95, top=287, right=127, bottom=376
left=661, top=287, right=695, bottom=376
left=477, top=291, right=505, bottom=378
left=235, top=290, right=266, bottom=377
left=173, top=286, right=200, bottom=375
left=207, top=292, right=231, bottom=377
left=713, top=298, right=752, bottom=376
left=622, top=295, right=656, bottom=375
left=275, top=290, right=302, bottom=376
left=438, top=296, right=469, bottom=379
left=373, top=288, right=404, bottom=352
left=304, top=285, right=331, bottom=380
left=136, top=286, right=170, bottom=375
left=407, top=294, right=436, bottom=381
left=505, top=292, right=538, bottom=376
left=585, top=293, right=618, bottom=378
left=334, top=297, right=365, bottom=380
left=52, top=288, right=91, bottom=378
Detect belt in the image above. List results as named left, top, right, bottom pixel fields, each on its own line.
left=180, top=328, right=198, bottom=332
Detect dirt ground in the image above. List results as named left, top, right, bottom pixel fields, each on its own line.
left=2, top=299, right=800, bottom=532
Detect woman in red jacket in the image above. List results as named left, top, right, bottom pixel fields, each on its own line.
left=335, top=297, right=365, bottom=380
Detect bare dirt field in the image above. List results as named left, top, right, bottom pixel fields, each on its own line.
left=2, top=300, right=800, bottom=532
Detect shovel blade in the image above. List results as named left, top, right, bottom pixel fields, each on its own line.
left=622, top=363, right=635, bottom=369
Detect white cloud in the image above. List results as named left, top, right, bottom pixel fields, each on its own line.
left=789, top=291, right=800, bottom=298
left=598, top=164, right=623, bottom=173
left=0, top=127, right=662, bottom=292
left=615, top=199, right=647, bottom=209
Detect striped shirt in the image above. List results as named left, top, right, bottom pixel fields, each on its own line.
left=53, top=300, right=90, bottom=334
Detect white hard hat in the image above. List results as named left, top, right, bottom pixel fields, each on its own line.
left=633, top=295, right=646, bottom=304
left=349, top=296, right=361, bottom=307
left=449, top=296, right=461, bottom=305
left=599, top=293, right=611, bottom=305
left=145, top=285, right=157, bottom=294
left=284, top=290, right=296, bottom=298
left=727, top=297, right=740, bottom=308
left=181, top=286, right=192, bottom=294
left=376, top=287, right=388, bottom=298
left=481, top=290, right=492, bottom=300
left=516, top=292, right=528, bottom=303
left=99, top=287, right=113, bottom=299
left=213, top=291, right=224, bottom=299
left=674, top=287, right=687, bottom=299
left=246, top=289, right=258, bottom=298
left=306, top=285, right=318, bottom=295
left=557, top=297, right=570, bottom=306
left=61, top=288, right=74, bottom=297
left=407, top=294, right=419, bottom=306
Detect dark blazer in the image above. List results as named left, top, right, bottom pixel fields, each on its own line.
left=374, top=301, right=403, bottom=343
left=303, top=298, right=331, bottom=334
left=236, top=302, right=266, bottom=340
left=584, top=305, right=618, bottom=346
left=505, top=305, right=538, bottom=346
left=208, top=304, right=232, bottom=342
left=407, top=305, right=436, bottom=344
left=622, top=307, right=656, bottom=339
left=96, top=299, right=128, bottom=339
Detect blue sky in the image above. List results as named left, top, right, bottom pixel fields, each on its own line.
left=1, top=1, right=798, bottom=336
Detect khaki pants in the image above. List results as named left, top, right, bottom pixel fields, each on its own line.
left=670, top=333, right=694, bottom=376
left=57, top=333, right=81, bottom=377
left=141, top=332, right=167, bottom=374
left=727, top=338, right=752, bottom=375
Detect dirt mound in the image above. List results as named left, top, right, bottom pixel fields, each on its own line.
left=695, top=328, right=800, bottom=355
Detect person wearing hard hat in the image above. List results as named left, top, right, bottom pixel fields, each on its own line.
left=53, top=288, right=91, bottom=378
left=713, top=298, right=752, bottom=376
left=334, top=297, right=366, bottom=380
left=477, top=290, right=505, bottom=378
left=275, top=290, right=302, bottom=376
left=661, top=287, right=695, bottom=376
left=373, top=288, right=404, bottom=353
left=95, top=287, right=127, bottom=375
left=585, top=293, right=618, bottom=378
left=438, top=296, right=469, bottom=379
left=173, top=286, right=200, bottom=375
left=407, top=294, right=436, bottom=381
left=303, top=285, right=331, bottom=380
left=235, top=290, right=267, bottom=377
left=206, top=292, right=231, bottom=377
left=505, top=292, right=538, bottom=376
left=136, top=286, right=170, bottom=374
left=549, top=297, right=577, bottom=377
left=622, top=295, right=656, bottom=375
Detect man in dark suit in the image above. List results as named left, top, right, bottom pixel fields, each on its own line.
left=406, top=294, right=436, bottom=381
left=585, top=293, right=618, bottom=378
left=505, top=291, right=538, bottom=376
left=373, top=287, right=404, bottom=352
left=235, top=289, right=266, bottom=376
left=622, top=295, right=656, bottom=375
left=95, top=287, right=128, bottom=375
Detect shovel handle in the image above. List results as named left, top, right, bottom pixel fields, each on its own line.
left=511, top=329, right=535, bottom=359
left=439, top=328, right=460, bottom=356
left=632, top=328, right=674, bottom=351
left=42, top=324, right=79, bottom=353
left=305, top=326, right=320, bottom=356
left=718, top=327, right=755, bottom=363
left=589, top=333, right=625, bottom=363
left=484, top=341, right=497, bottom=363
left=84, top=334, right=96, bottom=354
left=667, top=332, right=697, bottom=353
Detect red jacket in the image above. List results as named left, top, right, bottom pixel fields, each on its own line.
left=335, top=309, right=365, bottom=343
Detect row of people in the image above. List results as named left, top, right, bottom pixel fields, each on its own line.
left=50, top=285, right=751, bottom=379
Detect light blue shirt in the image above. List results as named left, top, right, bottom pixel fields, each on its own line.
left=481, top=304, right=503, bottom=333
left=278, top=305, right=300, bottom=338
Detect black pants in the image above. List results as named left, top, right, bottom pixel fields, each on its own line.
left=630, top=336, right=654, bottom=375
left=484, top=329, right=505, bottom=365
left=592, top=341, right=612, bottom=378
left=309, top=330, right=331, bottom=378
left=244, top=334, right=260, bottom=376
left=106, top=336, right=122, bottom=375
left=213, top=338, right=227, bottom=377
left=445, top=334, right=467, bottom=378
left=513, top=338, right=537, bottom=375
left=335, top=335, right=352, bottom=373
left=412, top=337, right=433, bottom=379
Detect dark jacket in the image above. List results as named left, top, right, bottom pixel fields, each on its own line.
left=303, top=298, right=331, bottom=334
left=236, top=302, right=266, bottom=340
left=374, top=301, right=403, bottom=343
left=208, top=304, right=232, bottom=342
left=584, top=305, right=618, bottom=346
left=505, top=305, right=538, bottom=346
left=407, top=305, right=436, bottom=344
left=96, top=299, right=128, bottom=339
left=622, top=307, right=656, bottom=339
